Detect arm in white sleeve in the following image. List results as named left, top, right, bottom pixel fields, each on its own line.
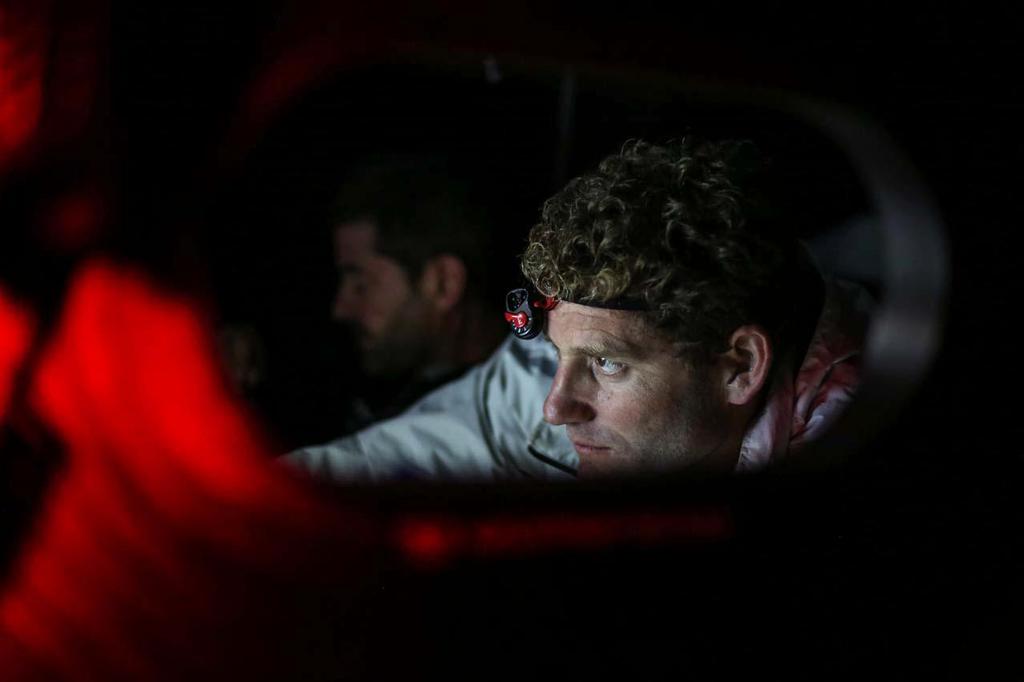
left=285, top=336, right=577, bottom=483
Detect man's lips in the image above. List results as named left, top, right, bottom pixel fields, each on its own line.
left=571, top=441, right=611, bottom=456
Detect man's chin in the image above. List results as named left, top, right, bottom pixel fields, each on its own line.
left=360, top=346, right=400, bottom=377
left=573, top=445, right=621, bottom=479
left=359, top=338, right=425, bottom=379
left=361, top=363, right=410, bottom=381
left=573, top=444, right=695, bottom=479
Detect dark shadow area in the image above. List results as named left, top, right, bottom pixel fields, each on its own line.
left=205, top=60, right=877, bottom=454
left=2, top=5, right=1020, bottom=680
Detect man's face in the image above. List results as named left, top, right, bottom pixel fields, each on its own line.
left=543, top=302, right=732, bottom=477
left=332, top=220, right=434, bottom=377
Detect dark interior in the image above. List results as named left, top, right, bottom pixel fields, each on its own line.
left=0, top=5, right=1019, bottom=679
left=204, top=61, right=875, bottom=450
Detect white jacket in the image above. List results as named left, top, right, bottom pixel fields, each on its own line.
left=287, top=279, right=870, bottom=481
left=287, top=334, right=578, bottom=482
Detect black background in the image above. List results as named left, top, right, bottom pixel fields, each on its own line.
left=3, top=3, right=1022, bottom=678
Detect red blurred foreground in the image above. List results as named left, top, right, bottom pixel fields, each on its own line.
left=0, top=261, right=366, bottom=680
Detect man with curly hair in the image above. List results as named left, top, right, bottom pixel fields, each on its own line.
left=288, top=138, right=868, bottom=481
left=518, top=138, right=861, bottom=475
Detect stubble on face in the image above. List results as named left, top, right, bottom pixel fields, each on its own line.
left=333, top=221, right=434, bottom=378
left=544, top=303, right=731, bottom=477
left=358, top=296, right=434, bottom=377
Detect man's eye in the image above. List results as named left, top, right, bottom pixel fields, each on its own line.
left=594, top=357, right=625, bottom=376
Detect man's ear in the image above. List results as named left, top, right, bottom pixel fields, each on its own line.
left=719, top=325, right=772, bottom=407
left=418, top=254, right=467, bottom=313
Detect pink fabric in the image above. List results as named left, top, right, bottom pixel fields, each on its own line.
left=736, top=279, right=872, bottom=472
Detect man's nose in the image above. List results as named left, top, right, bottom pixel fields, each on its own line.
left=543, top=365, right=595, bottom=425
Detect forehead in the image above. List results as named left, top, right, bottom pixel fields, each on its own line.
left=546, top=302, right=669, bottom=356
left=333, top=220, right=378, bottom=263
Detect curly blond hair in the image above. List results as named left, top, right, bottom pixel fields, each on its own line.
left=521, top=138, right=821, bottom=361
